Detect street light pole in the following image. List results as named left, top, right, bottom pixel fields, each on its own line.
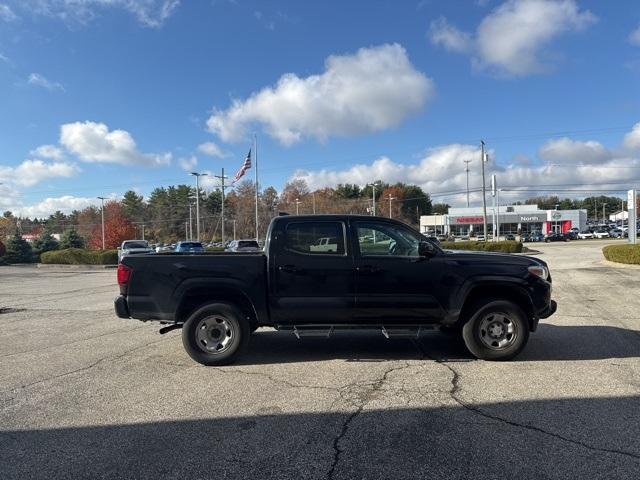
left=602, top=203, right=607, bottom=225
left=555, top=204, right=560, bottom=233
left=188, top=201, right=193, bottom=240
left=480, top=141, right=488, bottom=239
left=214, top=169, right=228, bottom=244
left=97, top=196, right=106, bottom=250
left=295, top=198, right=301, bottom=215
left=233, top=219, right=236, bottom=241
left=464, top=159, right=472, bottom=208
left=387, top=195, right=396, bottom=218
left=367, top=181, right=381, bottom=216
left=190, top=172, right=208, bottom=242
left=141, top=224, right=145, bottom=241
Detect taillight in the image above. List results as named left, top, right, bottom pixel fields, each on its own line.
left=117, top=263, right=132, bottom=294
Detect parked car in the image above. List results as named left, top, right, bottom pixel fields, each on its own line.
left=505, top=234, right=516, bottom=241
left=577, top=231, right=594, bottom=240
left=226, top=240, right=262, bottom=252
left=609, top=228, right=623, bottom=238
left=565, top=231, right=578, bottom=240
left=174, top=241, right=205, bottom=253
left=593, top=230, right=610, bottom=239
left=544, top=233, right=567, bottom=243
left=115, top=214, right=557, bottom=366
left=475, top=234, right=486, bottom=241
left=118, top=240, right=154, bottom=262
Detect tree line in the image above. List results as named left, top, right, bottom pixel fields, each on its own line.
left=0, top=184, right=631, bottom=257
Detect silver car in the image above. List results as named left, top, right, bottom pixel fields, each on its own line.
left=118, top=240, right=154, bottom=262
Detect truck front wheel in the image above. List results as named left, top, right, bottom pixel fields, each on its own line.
left=182, top=303, right=250, bottom=366
left=462, top=300, right=529, bottom=361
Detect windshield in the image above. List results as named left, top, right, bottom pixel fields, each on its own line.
left=122, top=241, right=149, bottom=249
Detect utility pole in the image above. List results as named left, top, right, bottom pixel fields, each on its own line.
left=214, top=169, right=228, bottom=244
left=555, top=204, right=560, bottom=233
left=141, top=224, right=145, bottom=241
left=233, top=219, right=236, bottom=241
left=187, top=199, right=194, bottom=240
left=97, top=196, right=106, bottom=250
left=464, top=159, right=472, bottom=208
left=295, top=198, right=301, bottom=215
left=312, top=192, right=316, bottom=214
left=185, top=222, right=188, bottom=241
left=621, top=199, right=625, bottom=235
left=480, top=141, right=488, bottom=239
left=491, top=174, right=497, bottom=241
left=602, top=203, right=607, bottom=225
left=367, top=181, right=381, bottom=216
left=387, top=195, right=396, bottom=218
left=254, top=134, right=259, bottom=242
left=190, top=172, right=208, bottom=242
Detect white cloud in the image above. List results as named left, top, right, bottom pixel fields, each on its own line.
left=207, top=43, right=434, bottom=145
left=629, top=25, right=640, bottom=46
left=197, top=141, right=226, bottom=158
left=291, top=123, right=640, bottom=206
left=28, top=73, right=65, bottom=92
left=538, top=137, right=611, bottom=164
left=18, top=0, right=179, bottom=27
left=60, top=121, right=171, bottom=166
left=178, top=155, right=198, bottom=172
left=429, top=17, right=473, bottom=53
left=0, top=3, right=17, bottom=21
left=623, top=122, right=640, bottom=151
left=430, top=0, right=597, bottom=76
left=12, top=195, right=98, bottom=218
left=0, top=159, right=78, bottom=187
left=30, top=144, right=65, bottom=160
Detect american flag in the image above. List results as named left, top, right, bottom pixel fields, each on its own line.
left=233, top=149, right=251, bottom=183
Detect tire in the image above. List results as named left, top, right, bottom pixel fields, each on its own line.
left=462, top=300, right=529, bottom=361
left=182, top=303, right=250, bottom=366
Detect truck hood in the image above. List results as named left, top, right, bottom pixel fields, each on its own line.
left=443, top=249, right=546, bottom=267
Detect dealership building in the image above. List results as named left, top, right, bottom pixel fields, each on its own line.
left=420, top=204, right=588, bottom=236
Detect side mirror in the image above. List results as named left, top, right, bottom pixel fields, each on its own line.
left=418, top=241, right=436, bottom=258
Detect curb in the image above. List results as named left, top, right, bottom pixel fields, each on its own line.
left=600, top=259, right=640, bottom=269
left=36, top=263, right=118, bottom=270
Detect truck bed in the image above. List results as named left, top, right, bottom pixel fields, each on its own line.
left=121, top=253, right=268, bottom=323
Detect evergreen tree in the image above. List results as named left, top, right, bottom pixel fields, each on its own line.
left=33, top=229, right=59, bottom=257
left=59, top=228, right=85, bottom=249
left=4, top=232, right=33, bottom=263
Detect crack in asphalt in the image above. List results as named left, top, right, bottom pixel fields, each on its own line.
left=217, top=367, right=340, bottom=393
left=326, top=361, right=412, bottom=480
left=1, top=337, right=172, bottom=396
left=0, top=326, right=147, bottom=358
left=410, top=339, right=640, bottom=462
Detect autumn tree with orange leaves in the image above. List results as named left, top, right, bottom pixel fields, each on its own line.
left=87, top=201, right=136, bottom=250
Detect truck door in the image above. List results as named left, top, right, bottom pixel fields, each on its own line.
left=353, top=220, right=446, bottom=324
left=270, top=220, right=355, bottom=324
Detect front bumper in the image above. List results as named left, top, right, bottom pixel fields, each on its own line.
left=538, top=299, right=557, bottom=319
left=114, top=295, right=130, bottom=319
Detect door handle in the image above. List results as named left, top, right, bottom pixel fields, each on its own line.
left=278, top=264, right=300, bottom=273
left=356, top=265, right=381, bottom=274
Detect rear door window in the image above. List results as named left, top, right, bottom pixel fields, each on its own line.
left=284, top=222, right=346, bottom=255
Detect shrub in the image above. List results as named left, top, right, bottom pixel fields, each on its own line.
left=40, top=248, right=118, bottom=265
left=205, top=246, right=225, bottom=252
left=0, top=240, right=5, bottom=258
left=602, top=244, right=640, bottom=264
left=4, top=233, right=34, bottom=263
left=440, top=240, right=523, bottom=254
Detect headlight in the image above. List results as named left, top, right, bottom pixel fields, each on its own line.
left=528, top=265, right=549, bottom=280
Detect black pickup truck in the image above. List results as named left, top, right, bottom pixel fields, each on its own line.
left=115, top=215, right=556, bottom=365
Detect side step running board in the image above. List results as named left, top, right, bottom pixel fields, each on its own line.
left=281, top=325, right=435, bottom=340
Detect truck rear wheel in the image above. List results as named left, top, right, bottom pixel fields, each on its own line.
left=462, top=300, right=529, bottom=361
left=182, top=303, right=250, bottom=366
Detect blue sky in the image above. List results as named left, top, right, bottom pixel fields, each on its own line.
left=1, top=0, right=640, bottom=217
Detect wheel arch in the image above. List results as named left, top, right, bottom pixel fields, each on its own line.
left=457, top=283, right=535, bottom=331
left=175, top=284, right=259, bottom=327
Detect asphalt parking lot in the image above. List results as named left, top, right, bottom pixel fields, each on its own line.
left=1, top=239, right=639, bottom=479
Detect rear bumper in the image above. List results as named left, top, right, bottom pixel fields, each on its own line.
left=114, top=295, right=130, bottom=319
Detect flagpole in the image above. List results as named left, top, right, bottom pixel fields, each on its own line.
left=254, top=134, right=259, bottom=242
